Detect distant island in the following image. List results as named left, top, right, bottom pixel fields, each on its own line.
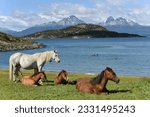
left=0, top=23, right=143, bottom=51
left=0, top=32, right=44, bottom=51
left=24, top=24, right=143, bottom=39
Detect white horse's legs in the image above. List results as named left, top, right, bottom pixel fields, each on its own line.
left=13, top=64, right=21, bottom=82
left=34, top=68, right=38, bottom=74
left=13, top=67, right=17, bottom=82
left=37, top=65, right=44, bottom=85
left=38, top=65, right=43, bottom=72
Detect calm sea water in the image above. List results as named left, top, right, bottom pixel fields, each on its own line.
left=0, top=37, right=150, bottom=76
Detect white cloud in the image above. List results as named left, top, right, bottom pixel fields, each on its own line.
left=44, top=3, right=98, bottom=21
left=0, top=15, right=28, bottom=31
left=127, top=6, right=150, bottom=25
left=93, top=0, right=150, bottom=25
left=0, top=1, right=150, bottom=31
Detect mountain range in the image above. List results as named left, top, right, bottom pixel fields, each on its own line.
left=24, top=23, right=142, bottom=39
left=0, top=15, right=150, bottom=37
left=0, top=15, right=84, bottom=37
left=100, top=16, right=139, bottom=26
left=100, top=16, right=150, bottom=36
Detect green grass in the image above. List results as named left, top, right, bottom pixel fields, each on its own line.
left=0, top=70, right=150, bottom=100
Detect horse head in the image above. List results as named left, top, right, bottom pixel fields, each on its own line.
left=52, top=50, right=60, bottom=63
left=40, top=72, right=47, bottom=82
left=58, top=70, right=68, bottom=81
left=104, top=67, right=120, bottom=84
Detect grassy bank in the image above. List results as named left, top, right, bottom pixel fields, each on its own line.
left=0, top=69, right=150, bottom=100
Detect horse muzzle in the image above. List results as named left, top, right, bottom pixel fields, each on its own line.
left=115, top=79, right=120, bottom=84
left=54, top=58, right=60, bottom=63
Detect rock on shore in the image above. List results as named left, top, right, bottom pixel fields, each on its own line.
left=0, top=32, right=44, bottom=51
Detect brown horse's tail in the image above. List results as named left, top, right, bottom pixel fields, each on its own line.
left=68, top=79, right=78, bottom=85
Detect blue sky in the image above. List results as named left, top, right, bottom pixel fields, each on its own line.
left=0, top=0, right=150, bottom=31
left=0, top=0, right=94, bottom=15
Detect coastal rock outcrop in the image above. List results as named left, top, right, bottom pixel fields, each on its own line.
left=0, top=32, right=44, bottom=51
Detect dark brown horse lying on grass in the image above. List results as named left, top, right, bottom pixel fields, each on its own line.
left=54, top=70, right=68, bottom=85
left=76, top=67, right=120, bottom=94
left=21, top=72, right=47, bottom=86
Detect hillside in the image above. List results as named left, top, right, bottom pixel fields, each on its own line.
left=24, top=24, right=142, bottom=39
left=0, top=32, right=44, bottom=51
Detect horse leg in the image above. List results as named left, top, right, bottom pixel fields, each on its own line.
left=18, top=70, right=23, bottom=77
left=34, top=68, right=38, bottom=74
left=16, top=64, right=23, bottom=77
left=37, top=65, right=43, bottom=72
left=34, top=68, right=43, bottom=85
left=34, top=68, right=43, bottom=84
left=37, top=65, right=44, bottom=85
left=103, top=87, right=109, bottom=93
left=13, top=67, right=17, bottom=82
left=13, top=64, right=21, bottom=82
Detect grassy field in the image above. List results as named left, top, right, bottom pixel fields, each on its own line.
left=0, top=69, right=150, bottom=100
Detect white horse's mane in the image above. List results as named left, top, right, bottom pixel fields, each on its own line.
left=44, top=51, right=54, bottom=63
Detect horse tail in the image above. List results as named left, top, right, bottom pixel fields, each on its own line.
left=9, top=59, right=13, bottom=81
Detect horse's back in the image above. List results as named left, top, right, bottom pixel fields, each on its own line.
left=9, top=52, right=23, bottom=64
left=76, top=78, right=94, bottom=93
left=18, top=53, right=40, bottom=69
left=76, top=78, right=91, bottom=84
left=21, top=76, right=35, bottom=86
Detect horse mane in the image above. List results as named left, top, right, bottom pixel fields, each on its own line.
left=31, top=72, right=45, bottom=77
left=57, top=70, right=67, bottom=77
left=44, top=51, right=53, bottom=62
left=105, top=67, right=116, bottom=76
left=90, top=70, right=105, bottom=85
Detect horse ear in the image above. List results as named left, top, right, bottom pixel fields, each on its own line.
left=106, top=67, right=109, bottom=69
left=54, top=50, right=57, bottom=53
left=105, top=67, right=111, bottom=70
left=102, top=70, right=105, bottom=76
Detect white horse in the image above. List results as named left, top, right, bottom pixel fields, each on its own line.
left=9, top=50, right=60, bottom=81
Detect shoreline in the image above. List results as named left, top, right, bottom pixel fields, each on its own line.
left=0, top=42, right=46, bottom=52
left=0, top=69, right=149, bottom=78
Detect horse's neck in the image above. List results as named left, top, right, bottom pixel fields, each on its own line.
left=32, top=74, right=41, bottom=82
left=33, top=52, right=52, bottom=63
left=44, top=51, right=53, bottom=62
left=97, top=77, right=108, bottom=90
left=91, top=72, right=103, bottom=85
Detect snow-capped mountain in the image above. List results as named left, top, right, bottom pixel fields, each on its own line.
left=10, top=15, right=85, bottom=36
left=101, top=16, right=139, bottom=26
left=37, top=21, right=58, bottom=27
left=1, top=15, right=150, bottom=37
left=57, top=15, right=84, bottom=26
left=100, top=16, right=150, bottom=36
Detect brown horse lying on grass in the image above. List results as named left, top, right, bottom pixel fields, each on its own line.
left=76, top=67, right=120, bottom=94
left=54, top=70, right=68, bottom=85
left=21, top=72, right=47, bottom=86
